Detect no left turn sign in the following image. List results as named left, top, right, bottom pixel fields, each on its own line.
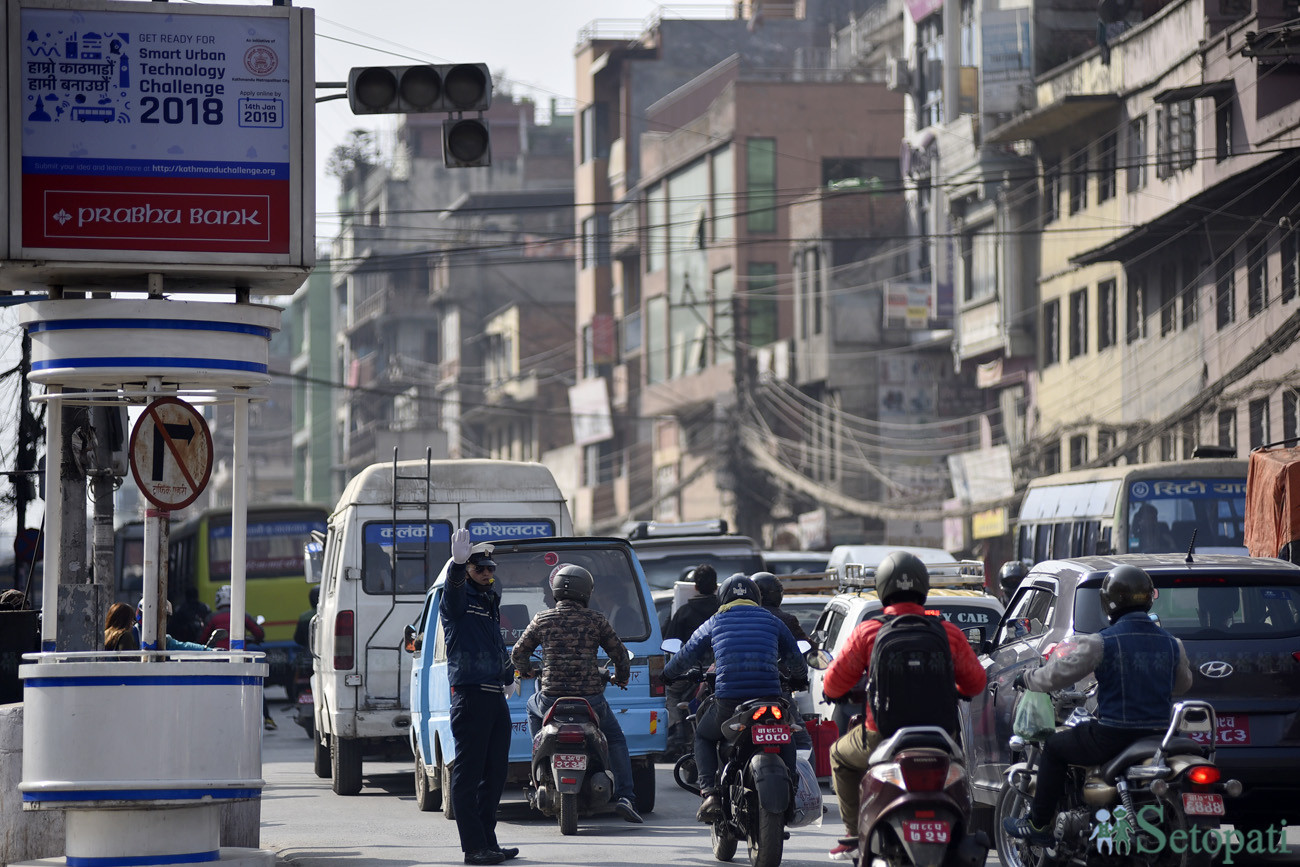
left=129, top=397, right=214, bottom=510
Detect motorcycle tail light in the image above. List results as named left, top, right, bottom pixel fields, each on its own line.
left=333, top=610, right=354, bottom=670
left=751, top=706, right=769, bottom=720
left=648, top=654, right=666, bottom=697
left=771, top=706, right=782, bottom=720
left=1187, top=765, right=1220, bottom=786
left=898, top=752, right=950, bottom=791
left=557, top=724, right=586, bottom=744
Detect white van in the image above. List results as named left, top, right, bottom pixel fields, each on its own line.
left=308, top=456, right=572, bottom=795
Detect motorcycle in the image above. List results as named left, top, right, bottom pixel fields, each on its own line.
left=857, top=725, right=991, bottom=867
left=291, top=649, right=314, bottom=739
left=665, top=637, right=829, bottom=867
left=995, top=696, right=1241, bottom=867
left=521, top=654, right=629, bottom=836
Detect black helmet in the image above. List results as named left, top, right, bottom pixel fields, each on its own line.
left=550, top=564, right=594, bottom=605
left=751, top=572, right=783, bottom=607
left=875, top=551, right=930, bottom=604
left=717, top=574, right=760, bottom=606
left=1099, top=564, right=1154, bottom=622
left=998, top=560, right=1029, bottom=598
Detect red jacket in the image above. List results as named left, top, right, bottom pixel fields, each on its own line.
left=822, top=601, right=987, bottom=732
left=201, top=609, right=265, bottom=650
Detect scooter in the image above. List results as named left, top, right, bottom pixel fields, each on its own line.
left=522, top=656, right=628, bottom=836
left=857, top=725, right=990, bottom=867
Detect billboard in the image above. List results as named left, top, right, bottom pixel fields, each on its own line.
left=3, top=0, right=314, bottom=293
left=981, top=8, right=1033, bottom=116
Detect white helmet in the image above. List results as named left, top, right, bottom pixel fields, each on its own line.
left=138, top=597, right=173, bottom=615
left=215, top=585, right=232, bottom=608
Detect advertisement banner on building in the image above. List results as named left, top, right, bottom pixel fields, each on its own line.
left=568, top=377, right=613, bottom=447
left=971, top=507, right=1008, bottom=539
left=4, top=0, right=314, bottom=289
left=981, top=9, right=1033, bottom=115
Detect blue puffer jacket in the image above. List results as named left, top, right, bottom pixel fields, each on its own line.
left=664, top=599, right=806, bottom=700
left=439, top=562, right=512, bottom=688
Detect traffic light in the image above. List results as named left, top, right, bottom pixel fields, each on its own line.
left=347, top=63, right=492, bottom=168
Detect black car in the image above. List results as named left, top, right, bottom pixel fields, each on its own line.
left=964, top=553, right=1300, bottom=833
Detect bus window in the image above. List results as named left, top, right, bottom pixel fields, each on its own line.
left=1081, top=521, right=1100, bottom=555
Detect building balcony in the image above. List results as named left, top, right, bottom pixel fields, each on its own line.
left=611, top=200, right=640, bottom=258
left=484, top=371, right=540, bottom=405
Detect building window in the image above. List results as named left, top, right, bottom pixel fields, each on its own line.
left=1043, top=162, right=1061, bottom=224
left=917, top=14, right=945, bottom=128
left=1097, top=132, right=1117, bottom=202
left=1180, top=420, right=1198, bottom=459
left=1069, top=148, right=1088, bottom=214
left=647, top=184, right=666, bottom=273
left=1126, top=117, right=1147, bottom=193
left=1247, top=234, right=1268, bottom=317
left=1216, top=251, right=1236, bottom=330
left=1041, top=439, right=1061, bottom=475
left=963, top=227, right=998, bottom=302
left=1283, top=229, right=1299, bottom=304
left=1160, top=262, right=1178, bottom=336
left=1284, top=389, right=1300, bottom=443
left=1070, top=434, right=1089, bottom=468
left=1043, top=299, right=1061, bottom=366
left=1098, top=279, right=1117, bottom=350
left=646, top=295, right=667, bottom=384
left=1126, top=275, right=1146, bottom=344
left=1069, top=287, right=1088, bottom=358
left=746, top=138, right=777, bottom=233
left=1160, top=432, right=1176, bottom=461
left=1098, top=428, right=1117, bottom=457
left=1215, top=95, right=1234, bottom=162
left=1157, top=100, right=1196, bottom=179
left=581, top=215, right=609, bottom=269
left=1250, top=397, right=1271, bottom=449
left=1218, top=408, right=1237, bottom=452
left=583, top=440, right=616, bottom=486
left=713, top=267, right=735, bottom=365
left=580, top=102, right=609, bottom=164
left=1181, top=257, right=1200, bottom=327
left=748, top=263, right=779, bottom=346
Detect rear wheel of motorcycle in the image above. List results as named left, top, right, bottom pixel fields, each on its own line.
left=414, top=752, right=440, bottom=812
left=632, top=761, right=657, bottom=814
left=711, top=822, right=737, bottom=862
left=558, top=791, right=577, bottom=836
left=440, top=759, right=456, bottom=820
left=330, top=737, right=362, bottom=796
left=993, top=782, right=1038, bottom=867
left=748, top=808, right=784, bottom=867
left=313, top=737, right=330, bottom=779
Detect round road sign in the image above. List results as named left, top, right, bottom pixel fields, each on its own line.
left=129, top=397, right=214, bottom=510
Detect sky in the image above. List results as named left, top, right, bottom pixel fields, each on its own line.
left=0, top=0, right=678, bottom=549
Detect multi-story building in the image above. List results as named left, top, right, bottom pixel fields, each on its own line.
left=286, top=261, right=338, bottom=507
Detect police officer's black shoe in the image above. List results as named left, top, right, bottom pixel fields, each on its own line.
left=464, top=849, right=506, bottom=865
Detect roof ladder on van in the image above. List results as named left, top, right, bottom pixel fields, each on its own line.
left=388, top=446, right=435, bottom=594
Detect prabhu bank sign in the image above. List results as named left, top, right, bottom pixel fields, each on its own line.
left=1, top=0, right=315, bottom=294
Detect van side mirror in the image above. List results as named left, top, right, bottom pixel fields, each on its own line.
left=303, top=537, right=324, bottom=585
left=403, top=624, right=421, bottom=654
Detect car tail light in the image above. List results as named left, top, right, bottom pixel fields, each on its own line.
left=1187, top=765, right=1220, bottom=786
left=1292, top=651, right=1300, bottom=664
left=333, top=610, right=355, bottom=670
left=898, top=753, right=950, bottom=791
left=1042, top=642, right=1058, bottom=661
left=647, top=654, right=666, bottom=697
left=557, top=725, right=586, bottom=744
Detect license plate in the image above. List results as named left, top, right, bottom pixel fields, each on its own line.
left=902, top=819, right=950, bottom=844
left=552, top=753, right=587, bottom=770
left=297, top=693, right=313, bottom=704
left=1187, top=715, right=1250, bottom=746
left=751, top=725, right=792, bottom=745
left=1182, top=793, right=1225, bottom=816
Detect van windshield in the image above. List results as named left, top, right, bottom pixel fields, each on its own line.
left=636, top=553, right=765, bottom=591
left=494, top=546, right=652, bottom=645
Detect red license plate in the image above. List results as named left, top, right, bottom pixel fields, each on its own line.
left=751, top=725, right=792, bottom=745
left=1183, top=793, right=1225, bottom=816
left=552, top=753, right=587, bottom=770
left=1187, top=715, right=1250, bottom=746
left=902, top=819, right=951, bottom=844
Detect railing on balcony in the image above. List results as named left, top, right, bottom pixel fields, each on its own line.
left=611, top=201, right=640, bottom=257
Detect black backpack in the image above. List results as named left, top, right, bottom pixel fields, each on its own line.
left=865, top=613, right=959, bottom=737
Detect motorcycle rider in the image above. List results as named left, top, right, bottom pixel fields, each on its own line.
left=663, top=565, right=720, bottom=754
left=662, top=574, right=808, bottom=823
left=821, top=552, right=987, bottom=861
left=1003, top=563, right=1193, bottom=846
left=510, top=563, right=643, bottom=824
left=998, top=559, right=1030, bottom=603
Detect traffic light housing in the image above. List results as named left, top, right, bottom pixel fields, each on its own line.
left=347, top=63, right=492, bottom=168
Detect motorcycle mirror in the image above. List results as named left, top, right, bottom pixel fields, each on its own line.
left=661, top=638, right=682, bottom=654
left=805, top=648, right=833, bottom=670
left=403, top=624, right=419, bottom=654
left=796, top=639, right=812, bottom=654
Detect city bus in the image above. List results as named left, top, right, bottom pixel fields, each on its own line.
left=1014, top=458, right=1248, bottom=563
left=116, top=503, right=328, bottom=689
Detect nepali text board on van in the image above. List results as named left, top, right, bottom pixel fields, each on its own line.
left=309, top=457, right=572, bottom=795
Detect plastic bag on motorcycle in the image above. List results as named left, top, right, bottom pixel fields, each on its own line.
left=1012, top=688, right=1056, bottom=740
left=789, top=756, right=823, bottom=828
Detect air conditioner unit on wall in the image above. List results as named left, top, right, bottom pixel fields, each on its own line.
left=886, top=57, right=912, bottom=93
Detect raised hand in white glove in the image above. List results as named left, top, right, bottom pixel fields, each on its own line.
left=451, top=528, right=472, bottom=564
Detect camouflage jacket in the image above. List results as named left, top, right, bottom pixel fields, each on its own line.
left=511, top=600, right=630, bottom=697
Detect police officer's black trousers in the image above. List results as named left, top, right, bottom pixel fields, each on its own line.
left=449, top=687, right=512, bottom=852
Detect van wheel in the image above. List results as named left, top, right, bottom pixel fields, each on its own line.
left=415, top=752, right=440, bottom=812
left=440, top=759, right=456, bottom=820
left=331, top=737, right=362, bottom=795
left=632, top=761, right=656, bottom=814
left=313, top=737, right=330, bottom=779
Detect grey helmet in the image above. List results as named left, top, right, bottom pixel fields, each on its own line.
left=549, top=564, right=594, bottom=605
left=875, top=551, right=930, bottom=604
